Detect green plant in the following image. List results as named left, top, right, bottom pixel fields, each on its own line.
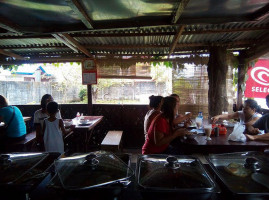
left=79, top=88, right=87, bottom=101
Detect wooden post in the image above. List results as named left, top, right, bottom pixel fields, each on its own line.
left=207, top=47, right=228, bottom=118
left=87, top=84, right=93, bottom=115
left=237, top=54, right=248, bottom=110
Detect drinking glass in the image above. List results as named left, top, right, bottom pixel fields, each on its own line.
left=195, top=117, right=202, bottom=129
left=204, top=124, right=212, bottom=141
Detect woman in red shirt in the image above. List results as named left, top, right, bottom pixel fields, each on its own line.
left=142, top=96, right=188, bottom=154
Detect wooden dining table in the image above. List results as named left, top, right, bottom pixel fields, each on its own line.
left=173, top=125, right=269, bottom=154
left=67, top=116, right=103, bottom=152
left=0, top=116, right=32, bottom=127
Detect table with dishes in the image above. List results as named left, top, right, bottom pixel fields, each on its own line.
left=64, top=116, right=103, bottom=152
left=174, top=120, right=269, bottom=154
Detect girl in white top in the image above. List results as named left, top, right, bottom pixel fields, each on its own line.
left=42, top=101, right=72, bottom=153
left=34, top=94, right=61, bottom=147
left=212, top=99, right=261, bottom=126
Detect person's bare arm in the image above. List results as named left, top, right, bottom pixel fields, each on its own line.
left=246, top=133, right=269, bottom=141
left=173, top=113, right=192, bottom=125
left=245, top=124, right=260, bottom=135
left=154, top=128, right=187, bottom=147
left=41, top=122, right=46, bottom=140
left=212, top=112, right=239, bottom=123
left=35, top=123, right=43, bottom=143
left=245, top=116, right=260, bottom=126
left=59, top=119, right=72, bottom=136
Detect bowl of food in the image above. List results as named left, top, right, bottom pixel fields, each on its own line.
left=79, top=119, right=89, bottom=125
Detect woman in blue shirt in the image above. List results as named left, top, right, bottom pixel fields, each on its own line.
left=0, top=95, right=26, bottom=142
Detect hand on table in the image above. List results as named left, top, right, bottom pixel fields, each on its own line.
left=245, top=134, right=256, bottom=141
left=175, top=128, right=189, bottom=137
left=249, top=128, right=260, bottom=135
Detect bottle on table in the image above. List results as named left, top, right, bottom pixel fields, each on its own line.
left=76, top=112, right=80, bottom=121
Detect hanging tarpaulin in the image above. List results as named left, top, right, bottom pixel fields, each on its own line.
left=82, top=59, right=97, bottom=85
left=245, top=59, right=269, bottom=98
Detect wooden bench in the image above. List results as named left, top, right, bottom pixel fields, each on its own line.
left=101, top=131, right=123, bottom=152
left=7, top=131, right=36, bottom=152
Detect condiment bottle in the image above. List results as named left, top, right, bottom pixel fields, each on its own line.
left=76, top=112, right=80, bottom=121
left=214, top=126, right=219, bottom=137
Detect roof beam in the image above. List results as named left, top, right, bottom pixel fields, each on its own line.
left=0, top=49, right=25, bottom=60
left=172, top=0, right=190, bottom=24
left=0, top=40, right=254, bottom=50
left=60, top=33, right=93, bottom=57
left=244, top=35, right=269, bottom=63
left=169, top=25, right=185, bottom=56
left=0, top=25, right=269, bottom=40
left=248, top=3, right=269, bottom=20
left=67, top=0, right=94, bottom=29
left=0, top=17, right=22, bottom=33
left=52, top=34, right=79, bottom=53
left=0, top=57, right=208, bottom=65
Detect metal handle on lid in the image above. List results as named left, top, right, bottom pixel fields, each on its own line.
left=0, top=155, right=11, bottom=165
left=84, top=153, right=99, bottom=166
left=165, top=156, right=180, bottom=169
left=244, top=157, right=261, bottom=172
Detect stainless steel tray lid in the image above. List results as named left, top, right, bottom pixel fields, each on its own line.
left=207, top=151, right=269, bottom=194
left=137, top=154, right=215, bottom=191
left=0, top=152, right=49, bottom=184
left=55, top=151, right=134, bottom=190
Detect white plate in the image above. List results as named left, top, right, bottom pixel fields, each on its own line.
left=190, top=129, right=205, bottom=134
left=78, top=122, right=91, bottom=126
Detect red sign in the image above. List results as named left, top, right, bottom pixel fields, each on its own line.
left=245, top=59, right=269, bottom=98
left=82, top=59, right=97, bottom=85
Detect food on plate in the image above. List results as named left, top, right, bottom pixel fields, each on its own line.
left=186, top=132, right=197, bottom=140
left=224, top=163, right=251, bottom=177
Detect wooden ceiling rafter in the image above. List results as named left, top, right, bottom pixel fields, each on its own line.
left=244, top=35, right=269, bottom=63
left=248, top=3, right=269, bottom=21
left=172, top=0, right=190, bottom=24
left=60, top=33, right=93, bottom=58
left=0, top=25, right=268, bottom=40
left=0, top=40, right=254, bottom=52
left=0, top=17, right=22, bottom=33
left=0, top=49, right=25, bottom=60
left=0, top=56, right=209, bottom=65
left=52, top=34, right=79, bottom=53
left=169, top=25, right=186, bottom=57
left=67, top=0, right=94, bottom=29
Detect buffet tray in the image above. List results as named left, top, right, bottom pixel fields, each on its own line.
left=136, top=154, right=220, bottom=200
left=47, top=153, right=132, bottom=189
left=207, top=151, right=269, bottom=200
left=0, top=152, right=61, bottom=192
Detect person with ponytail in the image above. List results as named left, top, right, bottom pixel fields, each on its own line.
left=142, top=96, right=189, bottom=154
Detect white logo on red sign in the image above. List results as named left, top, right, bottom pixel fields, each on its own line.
left=250, top=66, right=269, bottom=86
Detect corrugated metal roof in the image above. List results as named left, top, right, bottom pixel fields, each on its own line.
left=0, top=0, right=268, bottom=62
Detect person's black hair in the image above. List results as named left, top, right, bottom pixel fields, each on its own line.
left=161, top=96, right=177, bottom=130
left=170, top=94, right=179, bottom=98
left=0, top=95, right=8, bottom=108
left=41, top=94, right=52, bottom=110
left=149, top=95, right=163, bottom=109
left=46, top=101, right=58, bottom=115
left=244, top=99, right=261, bottom=113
